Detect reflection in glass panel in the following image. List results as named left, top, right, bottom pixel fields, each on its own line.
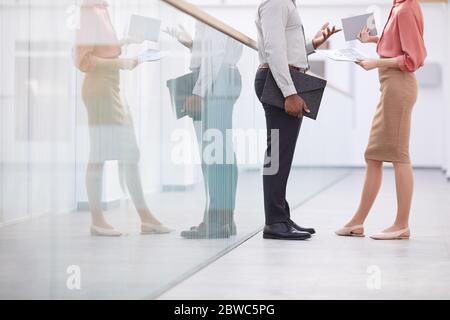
left=0, top=0, right=352, bottom=299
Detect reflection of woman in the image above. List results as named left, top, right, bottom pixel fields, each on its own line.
left=336, top=0, right=426, bottom=240
left=75, top=0, right=171, bottom=236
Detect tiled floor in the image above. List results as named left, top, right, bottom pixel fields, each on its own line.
left=159, top=169, right=450, bottom=300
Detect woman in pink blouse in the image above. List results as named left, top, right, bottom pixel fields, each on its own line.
left=75, top=0, right=172, bottom=236
left=336, top=0, right=426, bottom=240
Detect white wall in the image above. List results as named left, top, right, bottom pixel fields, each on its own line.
left=1, top=2, right=78, bottom=224
left=445, top=4, right=450, bottom=178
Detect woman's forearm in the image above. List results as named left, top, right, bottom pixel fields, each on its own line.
left=95, top=57, right=137, bottom=71
left=376, top=58, right=400, bottom=69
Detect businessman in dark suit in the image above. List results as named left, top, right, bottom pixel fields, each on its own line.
left=254, top=0, right=341, bottom=240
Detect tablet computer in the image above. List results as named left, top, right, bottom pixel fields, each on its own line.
left=128, top=14, right=161, bottom=42
left=341, top=13, right=377, bottom=41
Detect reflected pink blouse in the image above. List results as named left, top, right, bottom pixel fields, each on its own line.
left=377, top=0, right=427, bottom=73
left=75, top=0, right=121, bottom=72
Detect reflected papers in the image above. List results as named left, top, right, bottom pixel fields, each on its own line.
left=137, top=49, right=168, bottom=63
left=317, top=48, right=366, bottom=62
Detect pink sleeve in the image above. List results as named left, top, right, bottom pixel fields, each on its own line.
left=396, top=10, right=427, bottom=72
left=74, top=45, right=98, bottom=73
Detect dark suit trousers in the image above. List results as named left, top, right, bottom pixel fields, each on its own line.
left=254, top=68, right=303, bottom=225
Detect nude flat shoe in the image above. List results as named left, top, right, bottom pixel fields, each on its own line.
left=141, top=223, right=174, bottom=234
left=370, top=227, right=410, bottom=240
left=90, top=225, right=122, bottom=237
left=335, top=224, right=365, bottom=237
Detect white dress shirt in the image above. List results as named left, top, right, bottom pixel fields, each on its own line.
left=255, top=0, right=315, bottom=97
left=190, top=22, right=243, bottom=98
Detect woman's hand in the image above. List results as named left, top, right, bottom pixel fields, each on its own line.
left=312, top=22, right=342, bottom=49
left=121, top=58, right=139, bottom=70
left=164, top=25, right=193, bottom=49
left=356, top=59, right=379, bottom=71
left=357, top=27, right=378, bottom=44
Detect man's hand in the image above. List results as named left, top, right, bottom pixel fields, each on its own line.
left=312, top=22, right=342, bottom=49
left=285, top=94, right=310, bottom=118
left=163, top=25, right=193, bottom=49
left=182, top=95, right=202, bottom=119
left=356, top=59, right=379, bottom=71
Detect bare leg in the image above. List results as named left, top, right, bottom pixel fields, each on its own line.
left=382, top=162, right=413, bottom=233
left=86, top=162, right=115, bottom=229
left=120, top=161, right=162, bottom=225
left=345, top=159, right=383, bottom=233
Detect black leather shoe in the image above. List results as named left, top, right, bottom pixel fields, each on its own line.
left=288, top=219, right=316, bottom=235
left=182, top=223, right=231, bottom=239
left=263, top=222, right=311, bottom=240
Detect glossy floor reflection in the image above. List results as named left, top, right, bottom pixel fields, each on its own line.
left=0, top=168, right=349, bottom=299
left=160, top=169, right=450, bottom=300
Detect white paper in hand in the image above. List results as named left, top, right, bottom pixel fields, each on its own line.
left=137, top=49, right=168, bottom=64
left=128, top=15, right=161, bottom=42
left=317, top=48, right=366, bottom=62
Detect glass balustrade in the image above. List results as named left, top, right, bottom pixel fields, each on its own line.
left=0, top=0, right=353, bottom=299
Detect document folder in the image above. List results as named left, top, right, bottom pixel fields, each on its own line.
left=261, top=70, right=327, bottom=120
left=166, top=72, right=199, bottom=120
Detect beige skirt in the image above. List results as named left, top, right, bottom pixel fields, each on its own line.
left=82, top=69, right=140, bottom=162
left=364, top=68, right=418, bottom=163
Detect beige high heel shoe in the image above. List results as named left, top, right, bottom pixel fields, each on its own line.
left=90, top=225, right=122, bottom=237
left=335, top=224, right=365, bottom=237
left=370, top=227, right=410, bottom=240
left=141, top=223, right=174, bottom=234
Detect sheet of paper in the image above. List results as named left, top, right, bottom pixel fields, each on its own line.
left=341, top=13, right=377, bottom=41
left=317, top=48, right=366, bottom=62
left=128, top=15, right=161, bottom=42
left=138, top=49, right=168, bottom=63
